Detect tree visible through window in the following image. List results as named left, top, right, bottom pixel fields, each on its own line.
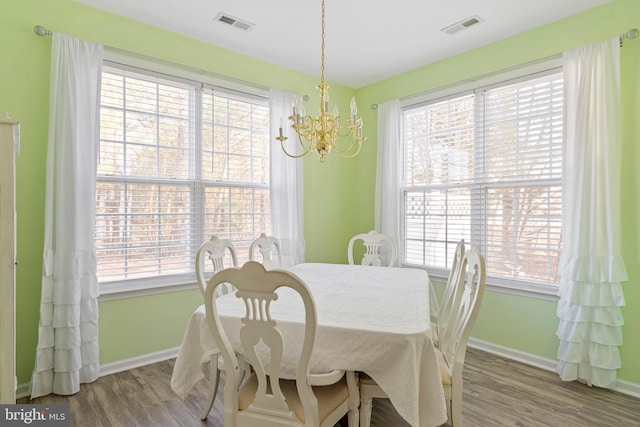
left=402, top=70, right=563, bottom=287
left=96, top=65, right=270, bottom=287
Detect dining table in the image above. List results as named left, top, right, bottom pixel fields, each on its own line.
left=170, top=262, right=447, bottom=427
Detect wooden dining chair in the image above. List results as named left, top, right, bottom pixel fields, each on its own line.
left=196, top=235, right=239, bottom=297
left=359, top=246, right=486, bottom=427
left=431, top=239, right=466, bottom=348
left=347, top=230, right=398, bottom=267
left=195, top=235, right=239, bottom=420
left=248, top=232, right=283, bottom=270
left=204, top=261, right=360, bottom=427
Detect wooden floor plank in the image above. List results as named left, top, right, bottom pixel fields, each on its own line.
left=24, top=348, right=640, bottom=427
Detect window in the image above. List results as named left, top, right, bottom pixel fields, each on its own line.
left=401, top=67, right=563, bottom=290
left=96, top=62, right=270, bottom=292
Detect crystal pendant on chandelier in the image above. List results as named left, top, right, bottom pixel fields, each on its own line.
left=276, top=0, right=366, bottom=162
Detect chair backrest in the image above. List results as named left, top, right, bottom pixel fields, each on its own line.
left=439, top=246, right=486, bottom=382
left=436, top=239, right=466, bottom=348
left=347, top=230, right=398, bottom=267
left=196, top=236, right=238, bottom=297
left=248, top=233, right=283, bottom=269
left=204, top=261, right=320, bottom=426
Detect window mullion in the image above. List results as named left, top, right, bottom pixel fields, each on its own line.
left=193, top=86, right=204, bottom=264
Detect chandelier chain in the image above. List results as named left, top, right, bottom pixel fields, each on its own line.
left=321, top=0, right=325, bottom=86
left=275, top=0, right=366, bottom=162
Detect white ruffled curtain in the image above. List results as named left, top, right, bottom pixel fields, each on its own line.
left=269, top=89, right=305, bottom=267
left=31, top=34, right=103, bottom=397
left=374, top=99, right=401, bottom=268
left=556, top=38, right=628, bottom=388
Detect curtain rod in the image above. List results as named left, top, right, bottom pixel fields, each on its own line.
left=372, top=27, right=638, bottom=109
left=33, top=24, right=638, bottom=109
left=33, top=25, right=271, bottom=94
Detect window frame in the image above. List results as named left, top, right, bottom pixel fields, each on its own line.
left=399, top=57, right=563, bottom=301
left=98, top=51, right=271, bottom=300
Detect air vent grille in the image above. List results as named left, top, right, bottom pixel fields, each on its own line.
left=442, top=15, right=483, bottom=35
left=214, top=13, right=255, bottom=31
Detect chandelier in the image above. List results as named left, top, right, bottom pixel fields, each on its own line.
left=276, top=0, right=366, bottom=162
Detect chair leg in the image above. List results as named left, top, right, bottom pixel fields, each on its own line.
left=348, top=400, right=360, bottom=427
left=359, top=395, right=373, bottom=427
left=450, top=386, right=463, bottom=427
left=346, top=371, right=360, bottom=427
left=200, top=363, right=221, bottom=420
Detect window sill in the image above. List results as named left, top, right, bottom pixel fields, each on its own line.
left=484, top=280, right=559, bottom=302
left=98, top=278, right=199, bottom=302
left=404, top=264, right=560, bottom=302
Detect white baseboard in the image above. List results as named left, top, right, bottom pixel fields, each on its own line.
left=16, top=383, right=30, bottom=400
left=612, top=379, right=640, bottom=399
left=99, top=346, right=180, bottom=377
left=468, top=338, right=640, bottom=399
left=468, top=338, right=557, bottom=371
left=16, top=346, right=180, bottom=400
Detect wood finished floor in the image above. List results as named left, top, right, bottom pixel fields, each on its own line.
left=26, top=347, right=640, bottom=427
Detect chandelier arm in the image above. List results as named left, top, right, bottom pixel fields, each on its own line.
left=327, top=137, right=363, bottom=155
left=329, top=117, right=365, bottom=153
left=335, top=143, right=364, bottom=158
left=279, top=136, right=314, bottom=159
left=280, top=117, right=321, bottom=158
left=297, top=116, right=321, bottom=149
left=335, top=125, right=357, bottom=139
left=295, top=131, right=319, bottom=153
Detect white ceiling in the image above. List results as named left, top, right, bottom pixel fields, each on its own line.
left=76, top=0, right=611, bottom=88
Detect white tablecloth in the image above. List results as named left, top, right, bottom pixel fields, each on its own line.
left=171, top=263, right=447, bottom=427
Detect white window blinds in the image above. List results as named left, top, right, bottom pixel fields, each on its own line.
left=402, top=69, right=563, bottom=287
left=96, top=65, right=270, bottom=286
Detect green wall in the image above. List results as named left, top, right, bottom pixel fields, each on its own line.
left=2, top=0, right=639, bottom=390
left=1, top=0, right=358, bottom=386
left=356, top=0, right=640, bottom=385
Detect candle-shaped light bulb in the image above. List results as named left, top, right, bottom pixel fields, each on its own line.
left=279, top=119, right=284, bottom=137
left=323, top=90, right=330, bottom=113
left=350, top=96, right=358, bottom=123
left=299, top=104, right=306, bottom=124
left=293, top=96, right=299, bottom=117
left=333, top=104, right=339, bottom=118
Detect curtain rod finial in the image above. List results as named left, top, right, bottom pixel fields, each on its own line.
left=34, top=25, right=52, bottom=36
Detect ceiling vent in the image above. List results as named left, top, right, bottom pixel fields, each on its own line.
left=441, top=15, right=483, bottom=35
left=214, top=13, right=255, bottom=31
